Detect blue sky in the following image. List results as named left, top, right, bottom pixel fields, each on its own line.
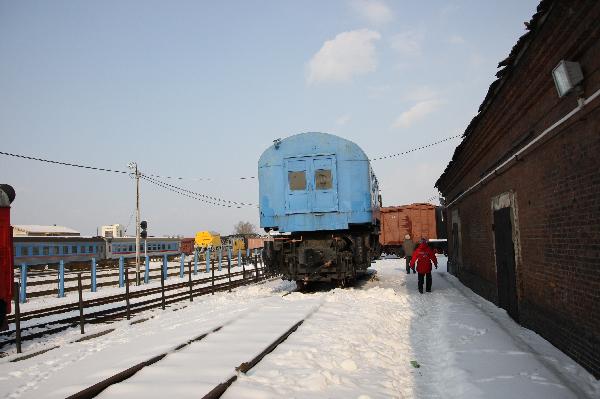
left=0, top=0, right=539, bottom=236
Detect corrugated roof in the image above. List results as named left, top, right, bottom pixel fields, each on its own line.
left=13, top=225, right=80, bottom=234
left=435, top=0, right=553, bottom=190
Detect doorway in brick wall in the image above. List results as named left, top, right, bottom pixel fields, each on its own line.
left=493, top=207, right=519, bottom=321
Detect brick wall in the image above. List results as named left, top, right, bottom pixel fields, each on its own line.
left=438, top=0, right=600, bottom=378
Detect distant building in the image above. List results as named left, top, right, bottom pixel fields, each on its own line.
left=100, top=224, right=124, bottom=238
left=436, top=0, right=600, bottom=378
left=13, top=225, right=80, bottom=237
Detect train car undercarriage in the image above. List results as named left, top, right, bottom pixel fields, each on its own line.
left=263, top=228, right=380, bottom=288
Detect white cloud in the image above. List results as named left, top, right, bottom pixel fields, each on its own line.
left=392, top=99, right=441, bottom=129
left=351, top=0, right=393, bottom=25
left=336, top=114, right=351, bottom=126
left=390, top=31, right=423, bottom=57
left=307, top=29, right=381, bottom=84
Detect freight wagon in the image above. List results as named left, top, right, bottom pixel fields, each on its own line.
left=379, top=203, right=447, bottom=257
left=180, top=238, right=195, bottom=256
left=247, top=236, right=273, bottom=250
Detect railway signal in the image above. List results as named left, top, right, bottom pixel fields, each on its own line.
left=140, top=221, right=148, bottom=264
left=140, top=221, right=147, bottom=239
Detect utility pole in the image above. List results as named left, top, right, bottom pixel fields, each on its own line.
left=128, top=162, right=141, bottom=286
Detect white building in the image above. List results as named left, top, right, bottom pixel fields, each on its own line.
left=100, top=224, right=124, bottom=238
left=13, top=225, right=80, bottom=237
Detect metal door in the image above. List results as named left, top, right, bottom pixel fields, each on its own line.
left=312, top=156, right=338, bottom=212
left=493, top=207, right=519, bottom=321
left=284, top=158, right=310, bottom=214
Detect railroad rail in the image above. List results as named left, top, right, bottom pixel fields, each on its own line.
left=64, top=293, right=321, bottom=399
left=1, top=262, right=272, bottom=350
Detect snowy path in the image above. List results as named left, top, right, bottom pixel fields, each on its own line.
left=1, top=258, right=598, bottom=399
left=224, top=258, right=599, bottom=399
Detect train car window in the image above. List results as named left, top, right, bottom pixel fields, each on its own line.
left=33, top=246, right=39, bottom=256
left=80, top=246, right=85, bottom=254
left=288, top=171, right=306, bottom=191
left=162, top=244, right=166, bottom=250
left=43, top=246, right=49, bottom=256
left=72, top=245, right=77, bottom=254
left=21, top=246, right=29, bottom=256
left=315, top=169, right=332, bottom=190
left=63, top=246, right=69, bottom=254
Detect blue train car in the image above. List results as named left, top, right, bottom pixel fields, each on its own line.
left=13, top=236, right=105, bottom=267
left=105, top=237, right=180, bottom=259
left=259, top=132, right=380, bottom=287
left=13, top=236, right=181, bottom=267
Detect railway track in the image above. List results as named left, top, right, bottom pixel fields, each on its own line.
left=1, top=267, right=271, bottom=350
left=65, top=292, right=321, bottom=399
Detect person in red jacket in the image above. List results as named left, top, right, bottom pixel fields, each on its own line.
left=410, top=238, right=438, bottom=293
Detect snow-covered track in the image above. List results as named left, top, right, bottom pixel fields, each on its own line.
left=1, top=267, right=273, bottom=350
left=63, top=293, right=321, bottom=399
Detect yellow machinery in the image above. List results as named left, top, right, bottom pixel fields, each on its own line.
left=195, top=231, right=222, bottom=249
left=230, top=238, right=245, bottom=252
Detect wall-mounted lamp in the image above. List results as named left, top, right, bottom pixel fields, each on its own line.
left=552, top=60, right=583, bottom=97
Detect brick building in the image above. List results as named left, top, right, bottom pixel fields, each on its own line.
left=435, top=0, right=600, bottom=377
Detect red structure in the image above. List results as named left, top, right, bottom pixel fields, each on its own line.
left=0, top=185, right=15, bottom=330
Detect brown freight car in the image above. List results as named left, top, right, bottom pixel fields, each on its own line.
left=246, top=236, right=273, bottom=250
left=379, top=203, right=441, bottom=257
left=180, top=237, right=195, bottom=255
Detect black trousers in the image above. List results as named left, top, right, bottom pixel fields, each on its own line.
left=405, top=255, right=413, bottom=273
left=418, top=272, right=432, bottom=293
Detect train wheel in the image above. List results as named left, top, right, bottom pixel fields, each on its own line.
left=296, top=280, right=307, bottom=291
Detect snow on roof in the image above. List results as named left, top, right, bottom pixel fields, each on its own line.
left=13, top=225, right=80, bottom=235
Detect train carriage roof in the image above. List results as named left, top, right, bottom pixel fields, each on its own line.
left=258, top=132, right=369, bottom=167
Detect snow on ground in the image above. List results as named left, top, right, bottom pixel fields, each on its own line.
left=226, top=258, right=599, bottom=398
left=1, top=257, right=598, bottom=398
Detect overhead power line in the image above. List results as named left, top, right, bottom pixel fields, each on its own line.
left=140, top=175, right=254, bottom=208
left=0, top=150, right=253, bottom=208
left=0, top=151, right=129, bottom=174
left=141, top=174, right=256, bottom=207
left=369, top=134, right=461, bottom=161
left=1, top=134, right=461, bottom=184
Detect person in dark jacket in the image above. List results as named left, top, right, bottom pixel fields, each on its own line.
left=410, top=238, right=438, bottom=293
left=402, top=234, right=416, bottom=274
